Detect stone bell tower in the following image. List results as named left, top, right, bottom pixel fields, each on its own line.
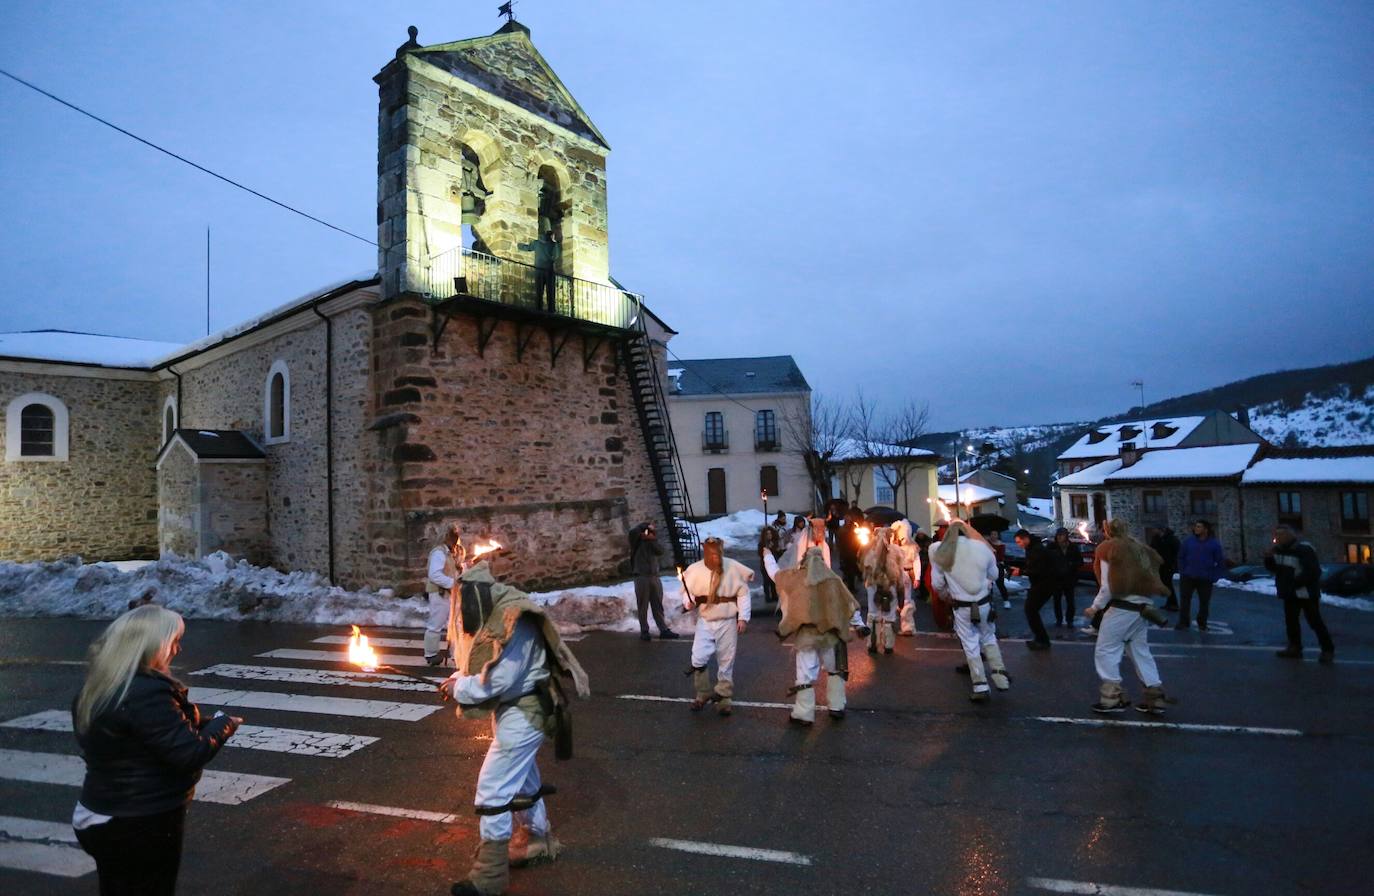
left=374, top=20, right=613, bottom=299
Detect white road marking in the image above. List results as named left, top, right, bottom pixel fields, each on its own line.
left=617, top=694, right=832, bottom=711
left=1033, top=716, right=1302, bottom=737
left=313, top=635, right=438, bottom=649
left=1, top=711, right=378, bottom=758
left=1026, top=877, right=1225, bottom=895
left=258, top=648, right=435, bottom=667
left=189, top=687, right=441, bottom=721
left=648, top=837, right=813, bottom=866
left=0, top=815, right=95, bottom=878
left=325, top=800, right=460, bottom=823
left=192, top=663, right=447, bottom=692
left=0, top=748, right=289, bottom=804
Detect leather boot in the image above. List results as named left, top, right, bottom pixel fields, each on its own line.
left=1135, top=684, right=1169, bottom=715
left=1092, top=680, right=1129, bottom=713
left=451, top=839, right=510, bottom=896
left=789, top=684, right=815, bottom=725
left=984, top=643, right=1011, bottom=691
left=510, top=828, right=562, bottom=868
left=714, top=679, right=734, bottom=716
left=690, top=668, right=712, bottom=710
left=825, top=674, right=847, bottom=719
left=868, top=626, right=878, bottom=654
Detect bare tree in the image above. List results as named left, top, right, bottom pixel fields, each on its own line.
left=852, top=391, right=932, bottom=511
left=782, top=392, right=851, bottom=511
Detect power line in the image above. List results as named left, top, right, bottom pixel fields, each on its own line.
left=664, top=346, right=773, bottom=414
left=0, top=67, right=377, bottom=247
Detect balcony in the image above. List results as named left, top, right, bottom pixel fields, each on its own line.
left=755, top=435, right=780, bottom=453
left=425, top=246, right=640, bottom=331
left=703, top=430, right=729, bottom=453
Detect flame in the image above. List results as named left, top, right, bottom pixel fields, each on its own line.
left=934, top=499, right=954, bottom=522
left=856, top=526, right=871, bottom=547
left=1076, top=521, right=1091, bottom=542
left=347, top=624, right=380, bottom=672
left=470, top=540, right=502, bottom=559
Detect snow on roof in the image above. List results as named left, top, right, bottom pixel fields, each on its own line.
left=1019, top=497, right=1056, bottom=519
left=1242, top=456, right=1374, bottom=485
left=0, top=330, right=185, bottom=368
left=1057, top=458, right=1123, bottom=487
left=938, top=483, right=1003, bottom=505
left=0, top=271, right=378, bottom=371
left=669, top=356, right=810, bottom=397
left=832, top=437, right=936, bottom=462
left=1058, top=416, right=1206, bottom=460
left=1105, top=444, right=1260, bottom=481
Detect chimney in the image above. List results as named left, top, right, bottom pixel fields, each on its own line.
left=1120, top=441, right=1140, bottom=468
left=1235, top=406, right=1251, bottom=427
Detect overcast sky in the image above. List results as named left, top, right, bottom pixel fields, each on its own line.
left=2, top=1, right=1371, bottom=429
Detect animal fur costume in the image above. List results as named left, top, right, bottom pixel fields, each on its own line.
left=889, top=520, right=921, bottom=634
left=1087, top=519, right=1171, bottom=714
left=775, top=547, right=861, bottom=723
left=862, top=526, right=903, bottom=653
left=930, top=521, right=1009, bottom=701
left=1092, top=529, right=1170, bottom=601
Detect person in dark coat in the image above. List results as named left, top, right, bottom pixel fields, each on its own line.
left=1046, top=527, right=1083, bottom=626
left=1014, top=529, right=1054, bottom=649
left=1149, top=526, right=1181, bottom=610
left=758, top=523, right=781, bottom=604
left=519, top=230, right=561, bottom=313
left=1176, top=519, right=1226, bottom=631
left=630, top=522, right=678, bottom=640
left=1265, top=524, right=1335, bottom=662
left=72, top=605, right=241, bottom=896
left=835, top=506, right=867, bottom=602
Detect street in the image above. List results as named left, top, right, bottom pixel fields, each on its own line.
left=2, top=584, right=1370, bottom=896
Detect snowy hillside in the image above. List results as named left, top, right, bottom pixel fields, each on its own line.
left=1247, top=385, right=1374, bottom=447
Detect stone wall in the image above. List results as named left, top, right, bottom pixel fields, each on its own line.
left=200, top=461, right=269, bottom=562
left=1241, top=485, right=1374, bottom=564
left=1108, top=483, right=1245, bottom=562
left=0, top=369, right=159, bottom=561
left=362, top=297, right=668, bottom=593
left=157, top=441, right=197, bottom=557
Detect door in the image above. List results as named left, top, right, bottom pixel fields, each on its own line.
left=708, top=468, right=727, bottom=515
left=1092, top=492, right=1108, bottom=525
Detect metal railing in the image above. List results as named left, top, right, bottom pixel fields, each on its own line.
left=425, top=246, right=640, bottom=330
left=702, top=430, right=729, bottom=452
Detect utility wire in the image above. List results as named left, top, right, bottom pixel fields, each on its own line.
left=664, top=346, right=772, bottom=414
left=0, top=67, right=377, bottom=247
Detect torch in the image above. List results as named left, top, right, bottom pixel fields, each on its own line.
left=856, top=525, right=871, bottom=548
left=346, top=625, right=451, bottom=700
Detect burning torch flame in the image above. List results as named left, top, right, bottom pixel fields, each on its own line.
left=470, top=540, right=503, bottom=559
left=935, top=499, right=954, bottom=522
left=1076, top=521, right=1091, bottom=542
left=347, top=624, right=380, bottom=672
left=856, top=526, right=871, bottom=547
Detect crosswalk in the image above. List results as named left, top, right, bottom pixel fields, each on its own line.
left=0, top=626, right=449, bottom=882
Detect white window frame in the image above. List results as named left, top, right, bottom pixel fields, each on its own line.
left=6, top=392, right=70, bottom=462
left=161, top=394, right=178, bottom=445
left=264, top=359, right=291, bottom=445
left=873, top=466, right=896, bottom=505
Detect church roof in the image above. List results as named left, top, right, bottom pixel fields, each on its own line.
left=157, top=429, right=265, bottom=464
left=0, top=330, right=184, bottom=369
left=408, top=25, right=609, bottom=148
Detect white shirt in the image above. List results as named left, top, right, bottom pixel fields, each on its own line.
left=679, top=559, right=752, bottom=622
left=929, top=540, right=998, bottom=603
left=428, top=546, right=457, bottom=591
left=447, top=617, right=549, bottom=705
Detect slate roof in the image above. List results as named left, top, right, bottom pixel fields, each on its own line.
left=158, top=430, right=265, bottom=463
left=1058, top=416, right=1206, bottom=460
left=669, top=356, right=811, bottom=397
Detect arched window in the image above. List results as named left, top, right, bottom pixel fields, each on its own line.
left=6, top=392, right=70, bottom=462
left=264, top=360, right=290, bottom=444
left=162, top=395, right=177, bottom=445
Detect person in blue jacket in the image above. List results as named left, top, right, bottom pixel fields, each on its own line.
left=1176, top=519, right=1226, bottom=631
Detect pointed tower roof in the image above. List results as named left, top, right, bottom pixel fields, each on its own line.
left=407, top=24, right=609, bottom=149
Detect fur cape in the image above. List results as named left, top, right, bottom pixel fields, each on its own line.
left=775, top=548, right=859, bottom=642
left=932, top=520, right=995, bottom=596
left=1093, top=536, right=1169, bottom=599
left=456, top=562, right=591, bottom=721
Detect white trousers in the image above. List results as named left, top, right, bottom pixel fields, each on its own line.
left=953, top=605, right=998, bottom=692
left=794, top=644, right=838, bottom=685
left=866, top=585, right=897, bottom=622
left=424, top=592, right=449, bottom=656
left=691, top=615, right=739, bottom=682
left=474, top=705, right=549, bottom=842
left=1094, top=607, right=1162, bottom=688
left=898, top=572, right=917, bottom=634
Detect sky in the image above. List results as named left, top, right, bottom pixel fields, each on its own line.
left=1, top=1, right=1372, bottom=430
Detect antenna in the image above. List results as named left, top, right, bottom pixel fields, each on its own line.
left=206, top=226, right=211, bottom=336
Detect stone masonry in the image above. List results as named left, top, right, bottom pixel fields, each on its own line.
left=1108, top=483, right=1246, bottom=562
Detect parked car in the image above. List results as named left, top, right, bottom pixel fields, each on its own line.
left=1072, top=540, right=1097, bottom=581
left=1320, top=564, right=1374, bottom=597
left=1224, top=564, right=1275, bottom=584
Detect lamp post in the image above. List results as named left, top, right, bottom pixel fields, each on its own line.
left=761, top=488, right=768, bottom=520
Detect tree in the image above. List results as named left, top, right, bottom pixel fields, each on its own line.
left=851, top=390, right=932, bottom=512
left=782, top=392, right=851, bottom=512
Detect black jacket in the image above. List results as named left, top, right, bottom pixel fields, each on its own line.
left=1151, top=531, right=1181, bottom=572
left=1045, top=541, right=1082, bottom=585
left=1264, top=541, right=1323, bottom=602
left=75, top=670, right=238, bottom=817
left=1022, top=538, right=1054, bottom=582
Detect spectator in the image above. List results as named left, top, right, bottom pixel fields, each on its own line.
left=1149, top=526, right=1181, bottom=611
left=630, top=522, right=678, bottom=640
left=1045, top=528, right=1082, bottom=627
left=72, top=606, right=241, bottom=896
left=1176, top=520, right=1225, bottom=631
left=1265, top=525, right=1335, bottom=663
left=1014, top=528, right=1054, bottom=650
left=757, top=524, right=781, bottom=604
left=986, top=529, right=1011, bottom=610
left=836, top=506, right=867, bottom=601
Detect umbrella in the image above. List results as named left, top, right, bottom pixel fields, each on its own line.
left=864, top=506, right=906, bottom=526
left=968, top=513, right=1012, bottom=535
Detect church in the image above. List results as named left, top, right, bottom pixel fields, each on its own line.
left=0, top=20, right=698, bottom=593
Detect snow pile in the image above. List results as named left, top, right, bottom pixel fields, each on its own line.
left=0, top=553, right=697, bottom=633
left=1248, top=386, right=1374, bottom=448
left=694, top=509, right=771, bottom=550
left=1218, top=577, right=1374, bottom=612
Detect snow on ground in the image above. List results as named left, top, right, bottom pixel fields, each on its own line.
left=693, top=508, right=770, bottom=550
left=1218, top=577, right=1374, bottom=612
left=1248, top=386, right=1374, bottom=448
left=0, top=553, right=697, bottom=634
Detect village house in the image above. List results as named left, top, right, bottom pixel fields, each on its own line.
left=1240, top=451, right=1374, bottom=565
left=0, top=21, right=697, bottom=591
left=938, top=468, right=1020, bottom=525
left=831, top=439, right=940, bottom=533
left=665, top=356, right=812, bottom=517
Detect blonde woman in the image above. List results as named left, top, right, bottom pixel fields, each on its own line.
left=71, top=605, right=241, bottom=895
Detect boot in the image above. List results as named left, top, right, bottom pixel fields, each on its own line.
left=867, top=627, right=878, bottom=654
left=899, top=601, right=916, bottom=636
left=1091, top=680, right=1129, bottom=714
left=1135, top=684, right=1168, bottom=715
left=882, top=621, right=896, bottom=654
left=1275, top=646, right=1302, bottom=659
left=789, top=684, right=815, bottom=726
left=451, top=839, right=510, bottom=896
left=969, top=664, right=990, bottom=703
left=984, top=643, right=1011, bottom=691
left=714, top=679, right=734, bottom=716
left=509, top=828, right=562, bottom=868
left=690, top=668, right=712, bottom=710
left=825, top=674, right=847, bottom=720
